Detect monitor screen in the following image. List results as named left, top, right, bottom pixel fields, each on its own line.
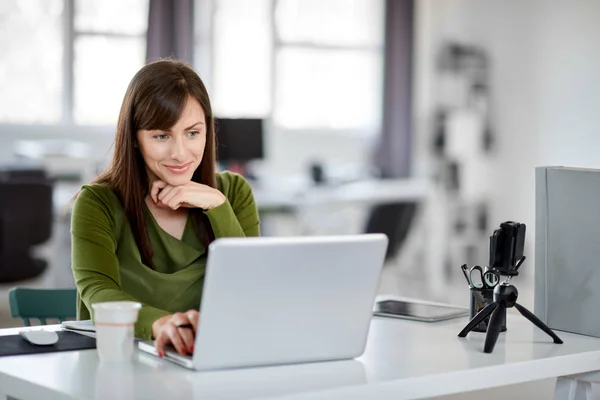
left=215, top=118, right=264, bottom=163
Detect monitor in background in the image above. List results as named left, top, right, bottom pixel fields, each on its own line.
left=215, top=118, right=264, bottom=164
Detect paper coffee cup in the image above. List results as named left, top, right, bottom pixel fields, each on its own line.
left=92, top=301, right=142, bottom=363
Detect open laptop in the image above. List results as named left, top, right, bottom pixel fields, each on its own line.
left=138, top=234, right=388, bottom=370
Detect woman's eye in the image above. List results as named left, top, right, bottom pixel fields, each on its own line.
left=154, top=134, right=169, bottom=141
left=187, top=131, right=199, bottom=138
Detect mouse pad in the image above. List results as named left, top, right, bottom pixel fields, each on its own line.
left=0, top=331, right=96, bottom=357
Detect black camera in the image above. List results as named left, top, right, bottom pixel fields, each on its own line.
left=488, top=221, right=526, bottom=274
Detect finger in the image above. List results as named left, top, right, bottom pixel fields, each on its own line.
left=165, top=191, right=186, bottom=210
left=159, top=189, right=182, bottom=210
left=154, top=331, right=170, bottom=357
left=185, top=310, right=200, bottom=332
left=151, top=180, right=168, bottom=203
left=166, top=324, right=187, bottom=356
left=157, top=185, right=176, bottom=204
left=178, top=326, right=195, bottom=354
left=171, top=312, right=188, bottom=327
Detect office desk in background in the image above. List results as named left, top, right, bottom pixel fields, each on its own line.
left=251, top=178, right=430, bottom=212
left=252, top=178, right=446, bottom=293
left=0, top=314, right=599, bottom=400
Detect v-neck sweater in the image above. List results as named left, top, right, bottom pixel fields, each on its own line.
left=70, top=171, right=260, bottom=339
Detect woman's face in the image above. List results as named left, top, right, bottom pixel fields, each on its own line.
left=137, top=96, right=207, bottom=187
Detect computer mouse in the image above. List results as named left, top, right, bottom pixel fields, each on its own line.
left=19, top=330, right=59, bottom=346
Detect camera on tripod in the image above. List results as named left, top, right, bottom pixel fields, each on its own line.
left=459, top=220, right=563, bottom=353
left=489, top=221, right=526, bottom=275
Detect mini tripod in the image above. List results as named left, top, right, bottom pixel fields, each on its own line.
left=458, top=257, right=564, bottom=353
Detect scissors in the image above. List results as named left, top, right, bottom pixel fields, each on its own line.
left=461, top=264, right=499, bottom=289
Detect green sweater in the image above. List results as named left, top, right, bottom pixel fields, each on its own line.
left=71, top=171, right=260, bottom=339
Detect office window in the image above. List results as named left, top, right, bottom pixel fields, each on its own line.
left=0, top=0, right=148, bottom=126
left=0, top=0, right=64, bottom=124
left=206, top=0, right=384, bottom=133
left=275, top=0, right=383, bottom=131
left=275, top=0, right=383, bottom=47
left=211, top=0, right=272, bottom=118
left=73, top=0, right=148, bottom=125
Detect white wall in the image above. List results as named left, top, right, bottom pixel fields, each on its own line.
left=414, top=0, right=600, bottom=278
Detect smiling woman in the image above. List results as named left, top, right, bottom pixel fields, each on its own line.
left=70, top=59, right=260, bottom=357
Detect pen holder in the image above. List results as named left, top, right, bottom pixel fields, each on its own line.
left=469, top=288, right=507, bottom=333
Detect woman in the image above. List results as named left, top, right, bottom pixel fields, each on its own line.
left=71, top=59, right=260, bottom=358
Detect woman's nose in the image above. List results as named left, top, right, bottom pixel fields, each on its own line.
left=170, top=137, right=186, bottom=160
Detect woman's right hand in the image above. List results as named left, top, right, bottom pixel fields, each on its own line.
left=151, top=310, right=199, bottom=357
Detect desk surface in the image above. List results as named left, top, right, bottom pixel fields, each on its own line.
left=0, top=314, right=599, bottom=400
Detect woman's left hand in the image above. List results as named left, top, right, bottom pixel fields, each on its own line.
left=151, top=180, right=226, bottom=211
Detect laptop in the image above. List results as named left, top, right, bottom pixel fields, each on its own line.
left=138, top=234, right=388, bottom=370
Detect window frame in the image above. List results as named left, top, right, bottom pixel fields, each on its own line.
left=195, top=0, right=384, bottom=136
left=0, top=0, right=147, bottom=132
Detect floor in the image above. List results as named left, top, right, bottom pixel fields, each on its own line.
left=0, top=209, right=563, bottom=399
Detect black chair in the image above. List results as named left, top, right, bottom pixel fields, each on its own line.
left=0, top=167, right=53, bottom=282
left=364, top=202, right=417, bottom=260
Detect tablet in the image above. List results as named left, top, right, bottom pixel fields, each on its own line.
left=373, top=300, right=469, bottom=322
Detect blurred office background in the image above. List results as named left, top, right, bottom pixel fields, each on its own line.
left=1, top=0, right=599, bottom=337
left=3, top=1, right=600, bottom=397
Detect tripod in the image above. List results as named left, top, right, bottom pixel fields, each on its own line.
left=458, top=272, right=564, bottom=353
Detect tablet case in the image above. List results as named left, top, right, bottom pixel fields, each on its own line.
left=535, top=166, right=600, bottom=338
left=0, top=330, right=96, bottom=357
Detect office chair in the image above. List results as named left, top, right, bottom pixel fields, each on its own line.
left=364, top=202, right=417, bottom=260
left=0, top=167, right=53, bottom=282
left=9, top=287, right=77, bottom=326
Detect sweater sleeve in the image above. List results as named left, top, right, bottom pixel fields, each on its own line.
left=204, top=172, right=261, bottom=238
left=71, top=186, right=169, bottom=339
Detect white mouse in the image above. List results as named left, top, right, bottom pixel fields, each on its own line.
left=19, top=330, right=59, bottom=346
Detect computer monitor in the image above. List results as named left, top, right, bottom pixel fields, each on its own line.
left=215, top=118, right=264, bottom=163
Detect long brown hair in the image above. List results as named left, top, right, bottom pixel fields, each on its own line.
left=94, top=59, right=217, bottom=268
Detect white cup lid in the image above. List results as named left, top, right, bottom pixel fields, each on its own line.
left=92, top=301, right=142, bottom=311
left=92, top=301, right=142, bottom=324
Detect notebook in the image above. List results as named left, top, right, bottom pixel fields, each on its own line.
left=61, top=320, right=96, bottom=338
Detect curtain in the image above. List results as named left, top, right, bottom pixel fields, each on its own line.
left=146, top=0, right=195, bottom=64
left=364, top=1, right=416, bottom=257
left=374, top=0, right=414, bottom=178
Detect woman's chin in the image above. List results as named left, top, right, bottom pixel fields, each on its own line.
left=160, top=173, right=193, bottom=187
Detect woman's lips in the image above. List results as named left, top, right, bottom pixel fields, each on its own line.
left=165, top=162, right=192, bottom=174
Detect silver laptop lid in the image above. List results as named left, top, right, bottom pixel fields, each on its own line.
left=193, top=234, right=388, bottom=371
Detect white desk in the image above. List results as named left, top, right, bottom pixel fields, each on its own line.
left=0, top=315, right=599, bottom=400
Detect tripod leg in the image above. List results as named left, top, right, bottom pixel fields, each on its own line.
left=514, top=303, right=563, bottom=344
left=458, top=302, right=498, bottom=337
left=484, top=303, right=506, bottom=353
